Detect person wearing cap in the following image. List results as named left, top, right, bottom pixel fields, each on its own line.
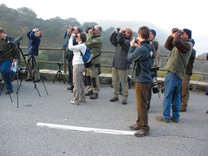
left=146, top=29, right=160, bottom=110
left=85, top=25, right=103, bottom=99
left=180, top=39, right=196, bottom=112
left=156, top=28, right=192, bottom=123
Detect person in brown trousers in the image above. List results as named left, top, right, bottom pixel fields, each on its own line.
left=180, top=39, right=196, bottom=112
left=127, top=26, right=155, bottom=137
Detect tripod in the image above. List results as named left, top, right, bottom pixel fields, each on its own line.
left=53, top=62, right=66, bottom=83
left=24, top=52, right=48, bottom=97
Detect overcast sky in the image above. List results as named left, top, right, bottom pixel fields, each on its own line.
left=1, top=0, right=207, bottom=56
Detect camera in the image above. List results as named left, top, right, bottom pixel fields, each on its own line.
left=172, top=28, right=179, bottom=33
left=117, top=28, right=125, bottom=33
left=152, top=77, right=159, bottom=93
left=58, top=62, right=63, bottom=66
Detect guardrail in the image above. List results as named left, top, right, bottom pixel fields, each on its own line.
left=21, top=47, right=208, bottom=76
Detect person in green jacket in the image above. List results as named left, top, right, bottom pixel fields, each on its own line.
left=85, top=25, right=103, bottom=99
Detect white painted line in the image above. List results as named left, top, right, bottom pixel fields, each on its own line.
left=36, top=122, right=135, bottom=136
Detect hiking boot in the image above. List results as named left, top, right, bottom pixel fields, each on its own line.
left=170, top=116, right=179, bottom=123
left=6, top=90, right=13, bottom=94
left=156, top=116, right=169, bottom=123
left=180, top=108, right=187, bottom=112
left=122, top=99, right=127, bottom=105
left=85, top=90, right=93, bottom=96
left=67, top=85, right=74, bottom=90
left=110, top=97, right=118, bottom=102
left=90, top=93, right=98, bottom=99
left=134, top=129, right=149, bottom=137
left=129, top=124, right=140, bottom=130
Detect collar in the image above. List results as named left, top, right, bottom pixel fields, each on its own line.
left=140, top=40, right=150, bottom=45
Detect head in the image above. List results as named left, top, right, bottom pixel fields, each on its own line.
left=76, top=33, right=86, bottom=43
left=149, top=29, right=156, bottom=40
left=125, top=28, right=133, bottom=39
left=93, top=25, right=102, bottom=35
left=35, top=31, right=43, bottom=38
left=182, top=28, right=192, bottom=39
left=72, top=27, right=82, bottom=34
left=0, top=28, right=5, bottom=39
left=138, top=26, right=150, bottom=41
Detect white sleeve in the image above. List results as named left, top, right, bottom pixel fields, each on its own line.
left=68, top=38, right=83, bottom=52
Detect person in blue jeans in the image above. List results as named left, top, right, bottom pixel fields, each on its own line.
left=0, top=28, right=17, bottom=94
left=156, top=28, right=193, bottom=123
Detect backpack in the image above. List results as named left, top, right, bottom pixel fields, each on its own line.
left=80, top=46, right=93, bottom=67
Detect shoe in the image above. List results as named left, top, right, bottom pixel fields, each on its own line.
left=206, top=110, right=208, bottom=114
left=170, top=116, right=179, bottom=123
left=34, top=79, right=40, bottom=83
left=90, top=93, right=98, bottom=99
left=110, top=97, right=118, bottom=102
left=122, top=99, right=127, bottom=105
left=129, top=124, right=140, bottom=130
left=25, top=78, right=32, bottom=81
left=134, top=129, right=149, bottom=137
left=79, top=99, right=86, bottom=103
left=67, top=85, right=74, bottom=90
left=156, top=116, right=169, bottom=123
left=70, top=100, right=79, bottom=105
left=6, top=90, right=13, bottom=94
left=85, top=90, right=93, bottom=96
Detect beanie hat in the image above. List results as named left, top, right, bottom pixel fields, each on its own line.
left=150, top=29, right=156, bottom=37
left=183, top=28, right=192, bottom=38
left=191, top=39, right=195, bottom=46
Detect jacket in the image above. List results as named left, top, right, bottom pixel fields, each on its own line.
left=27, top=30, right=41, bottom=56
left=151, top=38, right=160, bottom=68
left=164, top=32, right=192, bottom=80
left=110, top=32, right=131, bottom=70
left=127, top=40, right=155, bottom=83
left=86, top=33, right=102, bottom=66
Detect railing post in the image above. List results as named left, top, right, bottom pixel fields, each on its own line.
left=63, top=48, right=66, bottom=73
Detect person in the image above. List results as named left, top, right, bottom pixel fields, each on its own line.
left=85, top=25, right=103, bottom=99
left=128, top=26, right=155, bottom=137
left=180, top=39, right=196, bottom=112
left=146, top=29, right=160, bottom=110
left=68, top=32, right=87, bottom=105
left=109, top=28, right=133, bottom=104
left=0, top=28, right=17, bottom=94
left=156, top=28, right=192, bottom=123
left=63, top=26, right=82, bottom=91
left=25, top=27, right=42, bottom=82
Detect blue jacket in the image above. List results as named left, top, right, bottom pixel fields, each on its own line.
left=127, top=40, right=155, bottom=83
left=27, top=30, right=41, bottom=56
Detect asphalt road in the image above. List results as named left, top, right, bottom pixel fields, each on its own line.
left=0, top=81, right=208, bottom=156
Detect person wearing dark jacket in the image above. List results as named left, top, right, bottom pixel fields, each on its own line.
left=25, top=28, right=42, bottom=81
left=156, top=28, right=192, bottom=123
left=0, top=28, right=17, bottom=94
left=109, top=28, right=133, bottom=104
left=180, top=39, right=196, bottom=112
left=128, top=26, right=155, bottom=137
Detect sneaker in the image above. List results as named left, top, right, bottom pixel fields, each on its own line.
left=180, top=109, right=187, bottom=112
left=34, top=79, right=40, bottom=83
left=170, top=116, right=179, bottom=123
left=156, top=116, right=169, bottom=123
left=90, top=93, right=98, bottom=99
left=25, top=78, right=32, bottom=81
left=134, top=129, right=149, bottom=137
left=70, top=100, right=79, bottom=105
left=110, top=97, right=118, bottom=102
left=79, top=99, right=86, bottom=103
left=67, top=85, right=74, bottom=90
left=129, top=124, right=140, bottom=130
left=85, top=90, right=93, bottom=96
left=122, top=99, right=127, bottom=105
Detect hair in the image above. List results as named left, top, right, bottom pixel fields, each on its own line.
left=138, top=26, right=150, bottom=40
left=125, top=28, right=133, bottom=38
left=0, top=27, right=5, bottom=33
left=79, top=33, right=86, bottom=42
left=39, top=31, right=43, bottom=38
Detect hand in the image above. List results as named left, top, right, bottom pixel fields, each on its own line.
left=71, top=33, right=76, bottom=38
left=130, top=37, right=136, bottom=46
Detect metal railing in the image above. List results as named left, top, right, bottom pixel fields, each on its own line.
left=21, top=47, right=208, bottom=76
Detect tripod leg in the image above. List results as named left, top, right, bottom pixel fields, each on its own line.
left=53, top=71, right=59, bottom=83
left=60, top=72, right=65, bottom=84
left=42, top=80, right=48, bottom=95
left=33, top=81, right=41, bottom=97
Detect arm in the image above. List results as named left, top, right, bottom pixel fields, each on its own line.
left=68, top=38, right=84, bottom=52
left=109, top=32, right=118, bottom=47
left=26, top=30, right=32, bottom=40
left=164, top=35, right=174, bottom=51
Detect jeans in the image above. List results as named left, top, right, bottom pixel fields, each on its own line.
left=163, top=72, right=182, bottom=121
left=0, top=60, right=13, bottom=91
